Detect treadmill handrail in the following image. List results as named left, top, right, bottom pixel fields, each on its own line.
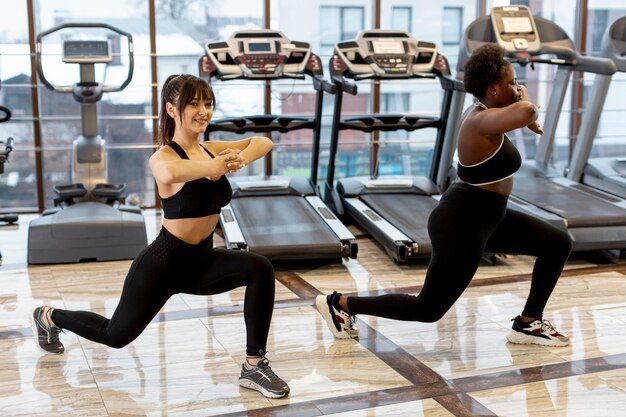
left=511, top=45, right=616, bottom=75
left=208, top=115, right=316, bottom=134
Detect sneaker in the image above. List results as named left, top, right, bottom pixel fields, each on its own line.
left=506, top=315, right=570, bottom=347
left=31, top=306, right=64, bottom=354
left=315, top=291, right=358, bottom=339
left=239, top=352, right=290, bottom=399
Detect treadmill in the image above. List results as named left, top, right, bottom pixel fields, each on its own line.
left=28, top=23, right=147, bottom=264
left=567, top=16, right=626, bottom=199
left=456, top=6, right=626, bottom=252
left=324, top=30, right=463, bottom=262
left=198, top=30, right=357, bottom=261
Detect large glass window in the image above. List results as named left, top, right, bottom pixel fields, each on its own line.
left=33, top=0, right=153, bottom=207
left=0, top=2, right=36, bottom=211
left=442, top=7, right=463, bottom=46
left=586, top=7, right=626, bottom=159
left=2, top=1, right=621, bottom=212
left=391, top=7, right=412, bottom=32
left=319, top=6, right=365, bottom=56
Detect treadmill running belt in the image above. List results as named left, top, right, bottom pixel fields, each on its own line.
left=360, top=193, right=438, bottom=248
left=230, top=195, right=343, bottom=258
left=513, top=177, right=626, bottom=227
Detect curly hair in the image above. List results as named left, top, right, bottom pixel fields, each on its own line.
left=463, top=44, right=510, bottom=99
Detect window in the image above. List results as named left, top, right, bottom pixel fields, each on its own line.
left=442, top=7, right=462, bottom=46
left=320, top=6, right=365, bottom=55
left=391, top=7, right=411, bottom=33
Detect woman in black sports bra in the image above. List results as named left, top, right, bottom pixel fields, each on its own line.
left=31, top=74, right=290, bottom=399
left=317, top=44, right=573, bottom=349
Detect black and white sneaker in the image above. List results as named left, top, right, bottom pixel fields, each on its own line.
left=239, top=352, right=290, bottom=399
left=315, top=291, right=358, bottom=339
left=31, top=306, right=64, bottom=354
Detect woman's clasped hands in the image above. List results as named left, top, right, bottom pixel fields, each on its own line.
left=219, top=148, right=246, bottom=175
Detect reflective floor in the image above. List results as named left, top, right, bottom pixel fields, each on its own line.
left=2, top=211, right=626, bottom=416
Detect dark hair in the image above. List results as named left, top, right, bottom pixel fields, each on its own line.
left=158, top=74, right=216, bottom=146
left=463, top=44, right=510, bottom=99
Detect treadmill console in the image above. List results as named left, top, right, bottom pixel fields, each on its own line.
left=331, top=30, right=448, bottom=79
left=201, top=30, right=322, bottom=80
left=491, top=6, right=541, bottom=52
left=62, top=40, right=112, bottom=64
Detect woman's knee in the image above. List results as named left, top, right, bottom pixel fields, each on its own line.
left=105, top=337, right=132, bottom=349
left=245, top=253, right=275, bottom=283
left=547, top=227, right=573, bottom=258
left=100, top=322, right=138, bottom=349
left=418, top=308, right=449, bottom=323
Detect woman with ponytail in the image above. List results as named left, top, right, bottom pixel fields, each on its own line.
left=31, top=74, right=290, bottom=399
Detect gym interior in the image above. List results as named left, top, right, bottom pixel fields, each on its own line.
left=2, top=1, right=626, bottom=416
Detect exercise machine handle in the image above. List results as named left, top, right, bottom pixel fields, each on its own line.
left=36, top=22, right=134, bottom=93
left=0, top=105, right=11, bottom=123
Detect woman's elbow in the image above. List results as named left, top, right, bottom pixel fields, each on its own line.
left=258, top=136, right=273, bottom=154
left=152, top=165, right=175, bottom=184
left=261, top=136, right=273, bottom=150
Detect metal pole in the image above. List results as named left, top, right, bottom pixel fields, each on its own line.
left=569, top=0, right=588, bottom=160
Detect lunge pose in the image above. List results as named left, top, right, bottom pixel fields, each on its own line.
left=317, top=44, right=572, bottom=347
left=32, top=74, right=290, bottom=399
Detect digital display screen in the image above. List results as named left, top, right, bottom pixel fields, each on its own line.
left=248, top=42, right=272, bottom=52
left=501, top=17, right=533, bottom=34
left=372, top=41, right=404, bottom=54
left=64, top=41, right=110, bottom=58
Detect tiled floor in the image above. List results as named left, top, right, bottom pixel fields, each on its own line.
left=2, top=210, right=626, bottom=416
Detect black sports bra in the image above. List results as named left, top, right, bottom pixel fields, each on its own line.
left=457, top=134, right=522, bottom=186
left=160, top=141, right=232, bottom=219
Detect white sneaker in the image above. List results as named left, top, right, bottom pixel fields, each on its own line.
left=315, top=291, right=358, bottom=339
left=506, top=316, right=569, bottom=347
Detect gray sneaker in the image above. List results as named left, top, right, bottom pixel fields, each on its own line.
left=239, top=354, right=290, bottom=399
left=31, top=306, right=64, bottom=354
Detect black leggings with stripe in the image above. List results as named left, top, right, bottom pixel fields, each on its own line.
left=348, top=182, right=572, bottom=321
left=52, top=227, right=275, bottom=356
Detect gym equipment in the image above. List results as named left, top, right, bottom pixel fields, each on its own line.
left=28, top=23, right=147, bottom=264
left=199, top=29, right=357, bottom=261
left=456, top=6, right=626, bottom=252
left=0, top=136, right=18, bottom=263
left=567, top=17, right=626, bottom=198
left=324, top=30, right=463, bottom=262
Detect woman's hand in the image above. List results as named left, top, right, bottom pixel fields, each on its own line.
left=518, top=85, right=543, bottom=134
left=208, top=148, right=247, bottom=180
left=527, top=120, right=544, bottom=135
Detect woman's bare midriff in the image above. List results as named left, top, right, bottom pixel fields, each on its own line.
left=462, top=176, right=514, bottom=197
left=162, top=215, right=220, bottom=244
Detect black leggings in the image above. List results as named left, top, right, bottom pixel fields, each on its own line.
left=52, top=227, right=276, bottom=356
left=348, top=182, right=572, bottom=321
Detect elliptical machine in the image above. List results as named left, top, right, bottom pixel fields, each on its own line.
left=0, top=105, right=18, bottom=262
left=27, top=23, right=147, bottom=264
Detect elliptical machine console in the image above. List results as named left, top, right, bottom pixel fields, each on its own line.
left=28, top=23, right=147, bottom=264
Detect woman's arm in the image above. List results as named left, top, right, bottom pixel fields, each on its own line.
left=149, top=146, right=238, bottom=184
left=473, top=100, right=540, bottom=135
left=472, top=86, right=542, bottom=135
left=204, top=136, right=273, bottom=166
